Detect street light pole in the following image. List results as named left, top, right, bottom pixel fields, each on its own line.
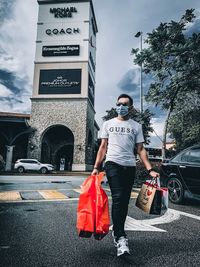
left=140, top=32, right=143, bottom=113
left=135, top=31, right=143, bottom=113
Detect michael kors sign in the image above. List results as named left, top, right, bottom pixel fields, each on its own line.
left=50, top=7, right=77, bottom=18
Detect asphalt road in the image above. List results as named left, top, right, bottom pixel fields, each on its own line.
left=0, top=175, right=200, bottom=267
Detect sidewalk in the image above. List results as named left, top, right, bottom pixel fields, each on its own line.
left=0, top=171, right=145, bottom=187
left=0, top=171, right=91, bottom=176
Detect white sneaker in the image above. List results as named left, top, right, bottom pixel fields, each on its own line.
left=117, top=236, right=130, bottom=257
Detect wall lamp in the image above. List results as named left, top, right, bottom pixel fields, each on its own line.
left=77, top=145, right=82, bottom=151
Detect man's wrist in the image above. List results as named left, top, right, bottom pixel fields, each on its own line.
left=93, top=166, right=99, bottom=170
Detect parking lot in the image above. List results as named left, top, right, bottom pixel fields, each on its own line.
left=0, top=174, right=200, bottom=266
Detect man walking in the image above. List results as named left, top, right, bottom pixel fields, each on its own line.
left=92, top=94, right=159, bottom=257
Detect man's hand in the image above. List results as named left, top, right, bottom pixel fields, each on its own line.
left=91, top=168, right=99, bottom=176
left=149, top=170, right=160, bottom=179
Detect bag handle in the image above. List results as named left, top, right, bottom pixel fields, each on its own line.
left=146, top=177, right=160, bottom=188
left=156, top=177, right=161, bottom=187
left=94, top=172, right=105, bottom=186
left=81, top=172, right=105, bottom=191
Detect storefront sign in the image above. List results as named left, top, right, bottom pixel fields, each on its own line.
left=46, top=28, right=80, bottom=35
left=50, top=7, right=77, bottom=18
left=42, top=45, right=80, bottom=57
left=39, top=69, right=81, bottom=94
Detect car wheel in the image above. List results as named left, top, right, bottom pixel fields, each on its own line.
left=40, top=167, right=47, bottom=174
left=167, top=177, right=184, bottom=204
left=18, top=166, right=25, bottom=173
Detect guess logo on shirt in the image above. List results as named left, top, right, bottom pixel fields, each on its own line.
left=109, top=127, right=136, bottom=135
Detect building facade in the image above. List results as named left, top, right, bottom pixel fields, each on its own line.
left=27, top=0, right=98, bottom=171
left=0, top=112, right=33, bottom=171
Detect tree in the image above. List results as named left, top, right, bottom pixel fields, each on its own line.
left=168, top=91, right=200, bottom=151
left=132, top=9, right=200, bottom=156
left=102, top=108, right=153, bottom=145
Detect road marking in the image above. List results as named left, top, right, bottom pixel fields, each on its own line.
left=73, top=189, right=82, bottom=194
left=0, top=198, right=80, bottom=203
left=110, top=215, right=168, bottom=232
left=0, top=191, right=21, bottom=201
left=109, top=217, right=166, bottom=232
left=110, top=208, right=200, bottom=232
left=138, top=209, right=181, bottom=226
left=169, top=208, right=200, bottom=221
left=124, top=216, right=167, bottom=232
left=38, top=190, right=68, bottom=199
left=0, top=187, right=138, bottom=202
left=123, top=209, right=180, bottom=232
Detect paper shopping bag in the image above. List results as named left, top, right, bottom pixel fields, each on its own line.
left=150, top=186, right=169, bottom=215
left=135, top=182, right=157, bottom=213
left=149, top=189, right=162, bottom=215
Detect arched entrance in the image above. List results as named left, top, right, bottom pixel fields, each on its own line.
left=41, top=125, right=74, bottom=171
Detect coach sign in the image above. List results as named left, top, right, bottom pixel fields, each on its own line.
left=39, top=69, right=81, bottom=94
left=45, top=28, right=80, bottom=35
left=42, top=45, right=80, bottom=57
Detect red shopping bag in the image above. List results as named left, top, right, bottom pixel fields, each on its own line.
left=76, top=172, right=110, bottom=240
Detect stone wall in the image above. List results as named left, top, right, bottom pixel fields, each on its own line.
left=85, top=99, right=95, bottom=166
left=27, top=98, right=94, bottom=170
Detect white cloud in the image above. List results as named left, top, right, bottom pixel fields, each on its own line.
left=0, top=0, right=37, bottom=114
left=11, top=98, right=31, bottom=113
left=151, top=117, right=165, bottom=137
left=0, top=0, right=37, bottom=81
left=0, top=84, right=12, bottom=97
left=0, top=53, right=21, bottom=74
left=0, top=0, right=200, bottom=146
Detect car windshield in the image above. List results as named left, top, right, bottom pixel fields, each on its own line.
left=170, top=154, right=182, bottom=162
left=170, top=146, right=200, bottom=163
left=182, top=148, right=200, bottom=163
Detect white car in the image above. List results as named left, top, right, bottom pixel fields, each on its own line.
left=14, top=159, right=54, bottom=174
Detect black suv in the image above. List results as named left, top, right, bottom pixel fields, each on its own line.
left=160, top=144, right=200, bottom=204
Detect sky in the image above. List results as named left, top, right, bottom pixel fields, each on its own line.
left=0, top=0, right=200, bottom=147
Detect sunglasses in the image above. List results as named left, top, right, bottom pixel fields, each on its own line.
left=116, top=102, right=129, bottom=107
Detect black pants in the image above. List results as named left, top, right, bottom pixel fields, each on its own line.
left=105, top=161, right=136, bottom=239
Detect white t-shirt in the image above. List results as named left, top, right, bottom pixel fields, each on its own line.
left=101, top=118, right=144, bottom=166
